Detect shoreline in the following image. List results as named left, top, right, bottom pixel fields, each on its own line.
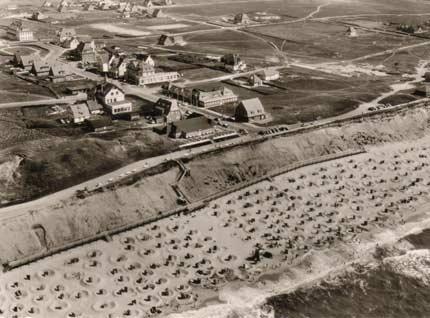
left=2, top=134, right=430, bottom=317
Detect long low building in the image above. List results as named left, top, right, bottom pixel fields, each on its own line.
left=169, top=116, right=216, bottom=139
left=164, top=84, right=238, bottom=108
left=191, top=86, right=238, bottom=108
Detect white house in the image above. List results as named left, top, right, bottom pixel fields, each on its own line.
left=70, top=103, right=91, bottom=123
left=97, top=83, right=133, bottom=115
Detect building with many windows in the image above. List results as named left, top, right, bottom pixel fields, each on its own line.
left=191, top=86, right=238, bottom=108
left=125, top=60, right=180, bottom=86
left=96, top=83, right=133, bottom=115
left=7, top=21, right=34, bottom=42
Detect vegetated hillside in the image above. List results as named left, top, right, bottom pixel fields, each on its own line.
left=1, top=103, right=430, bottom=264
left=0, top=130, right=177, bottom=205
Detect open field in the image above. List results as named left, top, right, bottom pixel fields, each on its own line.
left=181, top=29, right=277, bottom=63
left=0, top=69, right=54, bottom=103
left=248, top=20, right=424, bottom=62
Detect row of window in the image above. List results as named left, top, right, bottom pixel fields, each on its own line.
left=112, top=106, right=131, bottom=114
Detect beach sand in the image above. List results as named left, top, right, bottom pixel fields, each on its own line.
left=2, top=135, right=430, bottom=318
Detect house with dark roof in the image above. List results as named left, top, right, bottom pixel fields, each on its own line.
left=153, top=98, right=182, bottom=123
left=31, top=59, right=51, bottom=77
left=65, top=81, right=97, bottom=96
left=86, top=117, right=113, bottom=132
left=13, top=53, right=38, bottom=70
left=74, top=40, right=97, bottom=64
left=249, top=74, right=263, bottom=87
left=152, top=9, right=166, bottom=18
left=158, top=34, right=185, bottom=46
left=48, top=64, right=73, bottom=82
left=31, top=11, right=47, bottom=21
left=86, top=100, right=104, bottom=115
left=57, top=27, right=76, bottom=43
left=143, top=0, right=153, bottom=8
left=169, top=116, right=215, bottom=139
left=221, top=53, right=246, bottom=72
left=235, top=98, right=266, bottom=122
left=234, top=13, right=252, bottom=25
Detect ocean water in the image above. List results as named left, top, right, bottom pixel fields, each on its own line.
left=267, top=231, right=430, bottom=318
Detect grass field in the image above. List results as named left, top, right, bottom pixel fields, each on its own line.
left=248, top=20, right=424, bottom=62
left=0, top=69, right=54, bottom=102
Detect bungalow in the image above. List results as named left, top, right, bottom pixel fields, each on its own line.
left=84, top=3, right=95, bottom=10
left=221, top=53, right=246, bottom=72
left=31, top=59, right=51, bottom=77
left=57, top=4, right=67, bottom=12
left=70, top=103, right=91, bottom=123
left=31, top=11, right=47, bottom=21
left=235, top=98, right=266, bottom=122
left=158, top=34, right=185, bottom=46
left=415, top=82, right=430, bottom=97
left=65, top=81, right=97, bottom=96
left=48, top=64, right=73, bottom=82
left=86, top=117, right=113, bottom=132
left=153, top=98, right=182, bottom=122
left=96, top=83, right=133, bottom=115
left=143, top=0, right=153, bottom=8
left=191, top=86, right=238, bottom=108
left=87, top=100, right=104, bottom=115
left=61, top=37, right=80, bottom=49
left=13, top=53, right=38, bottom=70
left=74, top=40, right=96, bottom=63
left=108, top=56, right=130, bottom=79
left=152, top=9, right=166, bottom=18
left=234, top=13, right=252, bottom=25
left=258, top=68, right=280, bottom=81
left=249, top=74, right=263, bottom=87
left=169, top=116, right=215, bottom=139
left=57, top=27, right=76, bottom=43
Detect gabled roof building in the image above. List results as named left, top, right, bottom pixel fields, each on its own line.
left=158, top=34, right=185, bottom=46
left=153, top=98, right=182, bottom=123
left=96, top=83, right=133, bottom=115
left=191, top=86, right=238, bottom=108
left=31, top=59, right=51, bottom=77
left=13, top=53, right=38, bottom=70
left=235, top=97, right=266, bottom=122
left=70, top=103, right=91, bottom=123
left=7, top=21, right=34, bottom=42
left=234, top=13, right=252, bottom=25
left=169, top=116, right=215, bottom=139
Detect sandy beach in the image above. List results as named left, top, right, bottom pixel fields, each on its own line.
left=1, top=133, right=430, bottom=317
